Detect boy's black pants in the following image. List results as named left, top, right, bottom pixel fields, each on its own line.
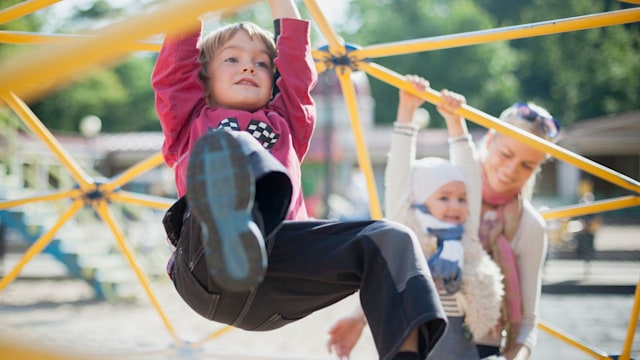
left=162, top=133, right=446, bottom=360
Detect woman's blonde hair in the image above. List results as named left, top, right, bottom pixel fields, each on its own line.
left=497, top=102, right=558, bottom=143
left=197, top=22, right=277, bottom=104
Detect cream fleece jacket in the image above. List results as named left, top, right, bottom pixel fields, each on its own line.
left=385, top=122, right=504, bottom=340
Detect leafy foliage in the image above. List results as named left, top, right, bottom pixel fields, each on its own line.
left=340, top=0, right=639, bottom=127
left=505, top=0, right=640, bottom=124
left=30, top=55, right=159, bottom=133
left=341, top=0, right=520, bottom=127
left=1, top=0, right=638, bottom=132
left=0, top=0, right=160, bottom=133
left=0, top=0, right=46, bottom=58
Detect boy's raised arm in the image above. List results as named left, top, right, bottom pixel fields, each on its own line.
left=268, top=0, right=301, bottom=20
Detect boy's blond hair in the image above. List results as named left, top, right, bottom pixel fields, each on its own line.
left=197, top=22, right=278, bottom=104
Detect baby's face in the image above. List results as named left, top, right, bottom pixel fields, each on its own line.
left=424, top=181, right=468, bottom=224
left=207, top=31, right=274, bottom=112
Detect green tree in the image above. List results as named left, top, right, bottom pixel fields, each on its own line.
left=334, top=0, right=639, bottom=127
left=0, top=0, right=45, bottom=58
left=5, top=1, right=636, bottom=132
left=476, top=0, right=640, bottom=125
left=109, top=55, right=160, bottom=132
left=24, top=1, right=159, bottom=133
left=1, top=0, right=159, bottom=133
left=515, top=0, right=639, bottom=124
left=31, top=68, right=126, bottom=132
left=336, top=0, right=519, bottom=127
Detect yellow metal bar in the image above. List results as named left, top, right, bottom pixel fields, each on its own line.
left=312, top=48, right=333, bottom=73
left=0, top=0, right=61, bottom=25
left=92, top=200, right=180, bottom=344
left=0, top=341, right=92, bottom=360
left=359, top=62, right=640, bottom=194
left=0, top=31, right=162, bottom=52
left=302, top=0, right=345, bottom=55
left=461, top=115, right=640, bottom=195
left=620, top=277, right=640, bottom=360
left=0, top=200, right=83, bottom=292
left=2, top=92, right=93, bottom=189
left=538, top=320, right=611, bottom=360
left=192, top=325, right=234, bottom=348
left=335, top=68, right=383, bottom=220
left=104, top=152, right=166, bottom=192
left=353, top=8, right=640, bottom=60
left=0, top=0, right=257, bottom=103
left=109, top=191, right=174, bottom=210
left=540, top=196, right=640, bottom=220
left=0, top=189, right=82, bottom=210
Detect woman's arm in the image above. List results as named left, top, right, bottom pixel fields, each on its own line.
left=510, top=205, right=549, bottom=359
left=326, top=306, right=366, bottom=359
left=504, top=343, right=531, bottom=360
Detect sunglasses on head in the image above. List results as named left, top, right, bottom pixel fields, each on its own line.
left=513, top=102, right=560, bottom=139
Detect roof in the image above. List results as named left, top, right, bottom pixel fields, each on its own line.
left=9, top=109, right=637, bottom=169
left=558, top=110, right=640, bottom=156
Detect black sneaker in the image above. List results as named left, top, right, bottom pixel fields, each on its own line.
left=186, top=130, right=266, bottom=292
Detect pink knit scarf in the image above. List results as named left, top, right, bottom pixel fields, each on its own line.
left=479, top=167, right=523, bottom=349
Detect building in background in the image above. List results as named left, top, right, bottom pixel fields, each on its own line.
left=1, top=101, right=637, bottom=222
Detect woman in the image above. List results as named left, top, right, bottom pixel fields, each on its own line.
left=327, top=92, right=559, bottom=360
left=474, top=101, right=559, bottom=360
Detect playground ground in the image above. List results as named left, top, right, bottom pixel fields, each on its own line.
left=0, top=224, right=638, bottom=360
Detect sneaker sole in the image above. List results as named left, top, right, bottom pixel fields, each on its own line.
left=186, top=131, right=266, bottom=292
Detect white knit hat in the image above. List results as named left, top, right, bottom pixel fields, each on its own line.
left=411, top=157, right=466, bottom=205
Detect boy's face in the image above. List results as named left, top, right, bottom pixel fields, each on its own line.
left=208, top=31, right=274, bottom=112
left=424, top=181, right=468, bottom=225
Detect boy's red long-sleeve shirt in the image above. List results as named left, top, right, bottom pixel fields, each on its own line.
left=152, top=19, right=317, bottom=220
